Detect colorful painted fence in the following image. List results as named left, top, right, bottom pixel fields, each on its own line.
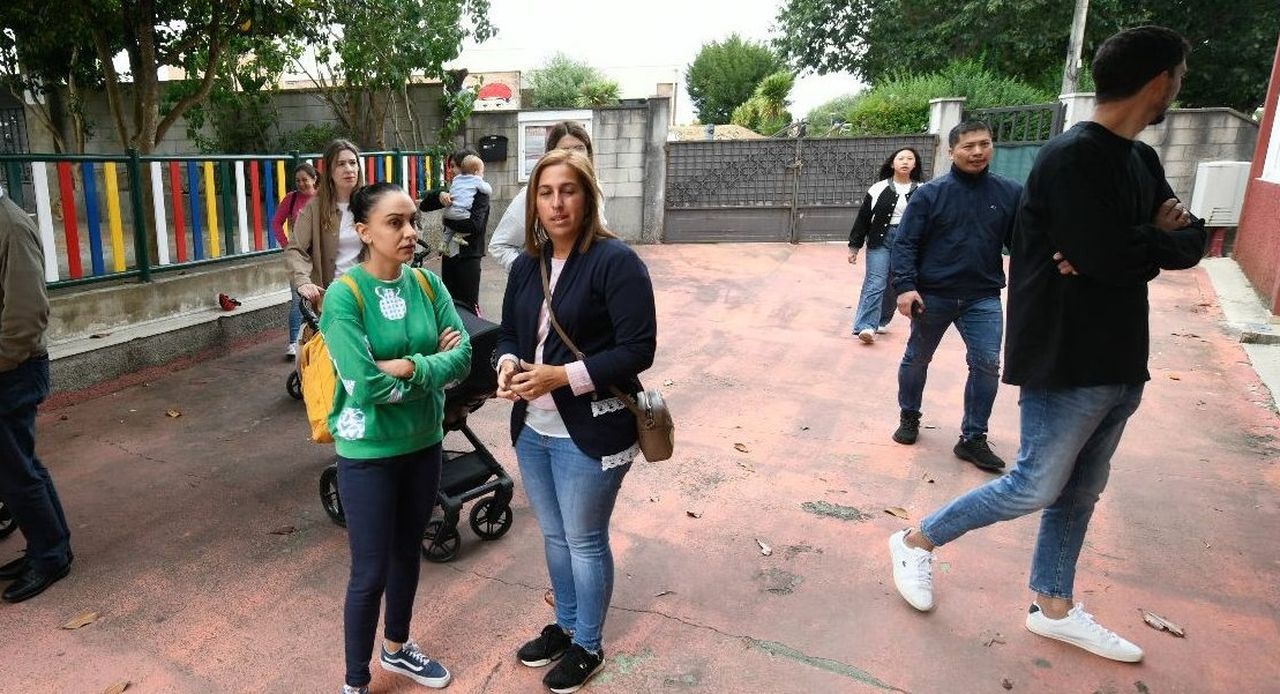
left=0, top=150, right=441, bottom=287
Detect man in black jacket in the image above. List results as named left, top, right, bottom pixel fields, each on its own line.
left=890, top=121, right=1022, bottom=472
left=889, top=26, right=1204, bottom=663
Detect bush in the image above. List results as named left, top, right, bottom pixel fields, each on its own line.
left=278, top=123, right=351, bottom=154
left=731, top=71, right=795, bottom=136
left=807, top=61, right=1054, bottom=136
left=528, top=54, right=617, bottom=109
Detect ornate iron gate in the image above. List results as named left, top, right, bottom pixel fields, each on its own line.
left=664, top=135, right=936, bottom=243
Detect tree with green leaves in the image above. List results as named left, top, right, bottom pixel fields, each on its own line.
left=301, top=0, right=495, bottom=149
left=527, top=54, right=620, bottom=109
left=731, top=71, right=795, bottom=136
left=773, top=0, right=1279, bottom=112
left=686, top=34, right=783, bottom=124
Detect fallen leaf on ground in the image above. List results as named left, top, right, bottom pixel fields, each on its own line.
left=662, top=380, right=674, bottom=387
left=685, top=510, right=702, bottom=519
left=59, top=415, right=69, bottom=421
left=737, top=461, right=755, bottom=472
left=90, top=333, right=112, bottom=339
left=1169, top=375, right=1182, bottom=381
left=1001, top=678, right=1014, bottom=690
left=923, top=424, right=937, bottom=429
left=1140, top=609, right=1185, bottom=637
left=756, top=538, right=772, bottom=556
left=103, top=682, right=130, bottom=694
left=62, top=611, right=100, bottom=630
left=269, top=525, right=297, bottom=535
left=800, top=426, right=810, bottom=431
left=884, top=507, right=910, bottom=520
left=653, top=590, right=674, bottom=597
left=733, top=443, right=749, bottom=453
left=984, top=633, right=1006, bottom=647
left=165, top=410, right=182, bottom=418
left=543, top=589, right=555, bottom=607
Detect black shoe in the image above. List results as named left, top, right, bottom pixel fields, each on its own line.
left=0, top=556, right=28, bottom=581
left=893, top=412, right=921, bottom=445
left=543, top=644, right=604, bottom=694
left=954, top=435, right=1006, bottom=472
left=518, top=624, right=572, bottom=668
left=3, top=561, right=71, bottom=603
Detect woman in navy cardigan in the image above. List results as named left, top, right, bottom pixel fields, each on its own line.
left=495, top=149, right=656, bottom=693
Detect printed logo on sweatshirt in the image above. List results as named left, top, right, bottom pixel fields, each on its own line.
left=376, top=286, right=407, bottom=320
left=336, top=407, right=366, bottom=440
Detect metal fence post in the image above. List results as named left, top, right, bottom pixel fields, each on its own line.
left=126, top=148, right=151, bottom=282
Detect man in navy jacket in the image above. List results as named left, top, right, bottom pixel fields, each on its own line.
left=890, top=121, right=1022, bottom=472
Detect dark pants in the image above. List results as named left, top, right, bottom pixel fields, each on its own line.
left=441, top=254, right=482, bottom=314
left=336, top=443, right=442, bottom=687
left=0, top=356, right=71, bottom=571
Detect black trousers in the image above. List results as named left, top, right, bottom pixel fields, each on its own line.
left=336, top=443, right=442, bottom=687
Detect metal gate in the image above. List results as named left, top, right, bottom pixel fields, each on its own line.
left=664, top=134, right=936, bottom=243
left=964, top=103, right=1065, bottom=184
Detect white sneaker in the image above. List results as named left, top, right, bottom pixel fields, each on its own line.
left=1025, top=603, right=1143, bottom=662
left=876, top=325, right=889, bottom=334
left=889, top=529, right=934, bottom=611
left=858, top=328, right=876, bottom=344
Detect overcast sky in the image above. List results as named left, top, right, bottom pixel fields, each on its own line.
left=445, top=0, right=864, bottom=124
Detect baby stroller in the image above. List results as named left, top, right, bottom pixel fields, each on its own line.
left=315, top=299, right=515, bottom=563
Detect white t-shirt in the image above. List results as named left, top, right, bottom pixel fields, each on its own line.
left=333, top=202, right=361, bottom=277
left=525, top=257, right=571, bottom=438
left=890, top=181, right=914, bottom=225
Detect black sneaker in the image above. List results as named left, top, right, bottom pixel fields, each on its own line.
left=519, top=624, right=572, bottom=667
left=954, top=435, right=1006, bottom=472
left=892, top=411, right=921, bottom=445
left=543, top=644, right=604, bottom=694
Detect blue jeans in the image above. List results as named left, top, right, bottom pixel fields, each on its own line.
left=897, top=294, right=1002, bottom=440
left=851, top=225, right=899, bottom=333
left=288, top=285, right=303, bottom=344
left=336, top=444, right=442, bottom=687
left=516, top=426, right=630, bottom=653
left=920, top=384, right=1143, bottom=599
left=0, top=357, right=71, bottom=572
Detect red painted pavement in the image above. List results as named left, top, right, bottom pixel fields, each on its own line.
left=1, top=244, right=1277, bottom=693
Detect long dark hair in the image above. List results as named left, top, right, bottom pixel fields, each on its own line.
left=350, top=182, right=408, bottom=262
left=877, top=147, right=924, bottom=182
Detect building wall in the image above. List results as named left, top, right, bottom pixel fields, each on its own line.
left=1233, top=38, right=1280, bottom=316
left=1136, top=108, right=1259, bottom=201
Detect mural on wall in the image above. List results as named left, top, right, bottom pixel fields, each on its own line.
left=464, top=71, right=522, bottom=111
left=516, top=110, right=593, bottom=182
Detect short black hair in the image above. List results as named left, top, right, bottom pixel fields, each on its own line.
left=350, top=181, right=403, bottom=224
left=877, top=147, right=924, bottom=182
left=948, top=120, right=991, bottom=148
left=1092, top=26, right=1190, bottom=103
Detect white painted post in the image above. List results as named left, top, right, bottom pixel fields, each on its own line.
left=30, top=161, right=59, bottom=282
left=235, top=160, right=250, bottom=254
left=1059, top=92, right=1097, bottom=129
left=150, top=161, right=170, bottom=265
left=928, top=97, right=967, bottom=178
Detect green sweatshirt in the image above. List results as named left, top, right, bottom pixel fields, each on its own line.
left=319, top=264, right=472, bottom=459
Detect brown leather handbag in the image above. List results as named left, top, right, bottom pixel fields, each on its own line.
left=540, top=258, right=673, bottom=462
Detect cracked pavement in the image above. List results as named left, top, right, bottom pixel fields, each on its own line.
left=1, top=244, right=1278, bottom=693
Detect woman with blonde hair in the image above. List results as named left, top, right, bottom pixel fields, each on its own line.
left=494, top=149, right=656, bottom=693
left=285, top=139, right=366, bottom=307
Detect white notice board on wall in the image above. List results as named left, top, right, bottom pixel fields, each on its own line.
left=517, top=110, right=593, bottom=183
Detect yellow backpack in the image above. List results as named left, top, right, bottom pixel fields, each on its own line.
left=300, top=270, right=436, bottom=443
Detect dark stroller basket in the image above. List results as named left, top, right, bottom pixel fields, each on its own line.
left=317, top=299, right=515, bottom=564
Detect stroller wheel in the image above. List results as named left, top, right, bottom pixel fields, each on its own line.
left=319, top=465, right=346, bottom=527
left=422, top=519, right=461, bottom=563
left=286, top=371, right=303, bottom=400
left=469, top=498, right=513, bottom=540
left=0, top=499, right=15, bottom=539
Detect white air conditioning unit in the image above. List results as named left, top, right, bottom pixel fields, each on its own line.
left=1189, top=161, right=1251, bottom=226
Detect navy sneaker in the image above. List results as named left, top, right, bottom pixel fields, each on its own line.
left=380, top=641, right=451, bottom=688
left=543, top=644, right=604, bottom=694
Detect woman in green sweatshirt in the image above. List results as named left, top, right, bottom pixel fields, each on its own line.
left=319, top=182, right=471, bottom=694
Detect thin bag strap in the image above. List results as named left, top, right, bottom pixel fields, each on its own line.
left=538, top=255, right=650, bottom=421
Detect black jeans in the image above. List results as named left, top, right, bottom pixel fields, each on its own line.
left=336, top=443, right=442, bottom=687
left=0, top=356, right=71, bottom=571
left=441, top=254, right=482, bottom=314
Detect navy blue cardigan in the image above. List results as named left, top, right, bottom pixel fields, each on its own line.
left=497, top=237, right=657, bottom=458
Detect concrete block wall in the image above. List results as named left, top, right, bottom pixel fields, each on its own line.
left=1137, top=108, right=1259, bottom=200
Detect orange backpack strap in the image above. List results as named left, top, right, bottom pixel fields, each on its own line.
left=337, top=274, right=363, bottom=313
left=412, top=268, right=437, bottom=304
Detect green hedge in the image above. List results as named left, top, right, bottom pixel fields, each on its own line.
left=807, top=61, right=1055, bottom=136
